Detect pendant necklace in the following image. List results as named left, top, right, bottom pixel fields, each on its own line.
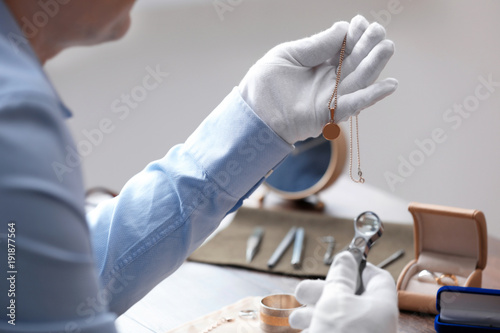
left=322, top=34, right=365, bottom=184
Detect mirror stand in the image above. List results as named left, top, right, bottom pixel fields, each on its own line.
left=258, top=190, right=325, bottom=212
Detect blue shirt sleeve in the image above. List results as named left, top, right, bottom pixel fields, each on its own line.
left=87, top=87, right=292, bottom=315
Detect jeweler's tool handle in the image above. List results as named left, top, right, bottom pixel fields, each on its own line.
left=267, top=227, right=297, bottom=269
left=347, top=247, right=365, bottom=295
left=377, top=249, right=405, bottom=269
left=246, top=227, right=264, bottom=263
left=291, top=227, right=305, bottom=269
left=323, top=241, right=336, bottom=265
left=356, top=259, right=367, bottom=295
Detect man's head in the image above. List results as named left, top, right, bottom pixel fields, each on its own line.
left=5, top=0, right=136, bottom=63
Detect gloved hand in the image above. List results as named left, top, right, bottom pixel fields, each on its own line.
left=289, top=251, right=398, bottom=333
left=239, top=15, right=398, bottom=144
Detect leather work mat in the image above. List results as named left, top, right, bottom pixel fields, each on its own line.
left=188, top=207, right=414, bottom=280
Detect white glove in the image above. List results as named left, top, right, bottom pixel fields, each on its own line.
left=289, top=251, right=398, bottom=333
left=239, top=15, right=398, bottom=144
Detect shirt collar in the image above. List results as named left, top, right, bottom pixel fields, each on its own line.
left=0, top=1, right=72, bottom=118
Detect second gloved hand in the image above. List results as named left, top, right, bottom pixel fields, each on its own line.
left=239, top=15, right=398, bottom=144
left=289, top=251, right=398, bottom=333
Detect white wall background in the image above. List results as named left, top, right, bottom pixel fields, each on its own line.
left=45, top=0, right=500, bottom=237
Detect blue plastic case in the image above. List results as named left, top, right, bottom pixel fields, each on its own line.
left=435, top=286, right=500, bottom=332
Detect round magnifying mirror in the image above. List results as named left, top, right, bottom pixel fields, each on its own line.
left=264, top=131, right=347, bottom=202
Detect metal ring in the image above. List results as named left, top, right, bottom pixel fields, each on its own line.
left=238, top=309, right=257, bottom=319
left=437, top=273, right=459, bottom=286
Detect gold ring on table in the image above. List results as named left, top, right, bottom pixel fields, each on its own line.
left=437, top=273, right=459, bottom=286
left=260, top=294, right=304, bottom=332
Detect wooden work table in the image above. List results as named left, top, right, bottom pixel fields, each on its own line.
left=115, top=176, right=500, bottom=333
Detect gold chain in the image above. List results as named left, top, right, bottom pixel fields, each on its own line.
left=349, top=116, right=365, bottom=183
left=202, top=317, right=234, bottom=333
left=325, top=34, right=365, bottom=184
left=327, top=35, right=347, bottom=117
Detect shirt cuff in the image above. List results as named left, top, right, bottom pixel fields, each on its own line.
left=184, top=87, right=293, bottom=199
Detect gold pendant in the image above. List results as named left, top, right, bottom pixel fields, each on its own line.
left=322, top=122, right=340, bottom=141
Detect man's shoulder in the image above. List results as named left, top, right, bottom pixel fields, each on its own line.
left=0, top=42, right=52, bottom=99
left=0, top=32, right=70, bottom=117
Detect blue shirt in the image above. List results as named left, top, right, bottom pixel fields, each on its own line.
left=0, top=2, right=292, bottom=332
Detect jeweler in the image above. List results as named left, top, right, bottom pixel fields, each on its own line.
left=0, top=1, right=397, bottom=332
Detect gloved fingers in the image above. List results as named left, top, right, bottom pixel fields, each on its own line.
left=339, top=39, right=395, bottom=95
left=325, top=15, right=370, bottom=67
left=363, top=262, right=392, bottom=282
left=294, top=279, right=326, bottom=306
left=335, top=78, right=398, bottom=123
left=341, top=22, right=387, bottom=79
left=363, top=264, right=399, bottom=331
left=346, top=15, right=371, bottom=55
left=289, top=307, right=315, bottom=330
left=274, top=21, right=349, bottom=68
left=362, top=263, right=397, bottom=297
left=323, top=251, right=358, bottom=295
